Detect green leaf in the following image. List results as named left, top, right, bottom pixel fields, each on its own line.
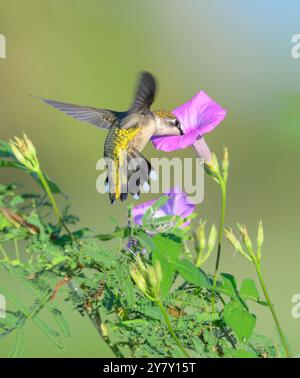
left=0, top=213, right=12, bottom=230
left=152, top=234, right=182, bottom=297
left=224, top=349, right=258, bottom=358
left=223, top=300, right=256, bottom=342
left=177, top=259, right=209, bottom=288
left=218, top=273, right=238, bottom=299
left=240, top=279, right=260, bottom=302
left=0, top=159, right=24, bottom=169
left=134, top=230, right=155, bottom=251
left=122, top=277, right=135, bottom=307
left=0, top=159, right=66, bottom=197
left=9, top=195, right=24, bottom=208
left=30, top=172, right=67, bottom=197
left=142, top=196, right=169, bottom=227
left=10, top=327, right=25, bottom=358
left=0, top=140, right=13, bottom=158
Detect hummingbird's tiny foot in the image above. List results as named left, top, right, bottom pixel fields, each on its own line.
left=142, top=182, right=150, bottom=193
left=133, top=193, right=140, bottom=200
left=149, top=170, right=158, bottom=181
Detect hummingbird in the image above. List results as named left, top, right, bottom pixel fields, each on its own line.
left=35, top=72, right=183, bottom=204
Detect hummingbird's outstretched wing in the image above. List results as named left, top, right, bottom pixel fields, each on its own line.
left=33, top=96, right=119, bottom=129
left=129, top=71, right=156, bottom=114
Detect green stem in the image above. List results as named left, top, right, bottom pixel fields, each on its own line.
left=211, top=177, right=227, bottom=313
left=94, top=309, right=125, bottom=358
left=255, top=264, right=290, bottom=358
left=36, top=170, right=74, bottom=241
left=0, top=243, right=9, bottom=261
left=156, top=298, right=190, bottom=358
left=14, top=239, right=20, bottom=262
left=67, top=281, right=124, bottom=358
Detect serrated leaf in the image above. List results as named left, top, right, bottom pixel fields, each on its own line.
left=142, top=196, right=170, bottom=227
left=240, top=279, right=260, bottom=302
left=223, top=300, right=256, bottom=342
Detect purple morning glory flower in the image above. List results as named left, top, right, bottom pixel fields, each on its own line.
left=152, top=91, right=227, bottom=161
left=132, top=187, right=195, bottom=228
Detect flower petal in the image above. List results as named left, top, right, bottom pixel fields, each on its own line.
left=132, top=187, right=195, bottom=228
left=152, top=91, right=227, bottom=152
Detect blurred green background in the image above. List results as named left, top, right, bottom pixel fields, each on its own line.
left=1, top=0, right=300, bottom=357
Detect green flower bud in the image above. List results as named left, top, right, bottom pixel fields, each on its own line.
left=224, top=228, right=251, bottom=261
left=237, top=224, right=253, bottom=255
left=204, top=153, right=220, bottom=183
left=130, top=258, right=162, bottom=301
left=257, top=220, right=264, bottom=261
left=222, top=147, right=229, bottom=183
left=130, top=264, right=148, bottom=296
left=9, top=133, right=40, bottom=172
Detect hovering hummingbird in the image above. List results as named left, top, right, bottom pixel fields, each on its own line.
left=35, top=72, right=183, bottom=204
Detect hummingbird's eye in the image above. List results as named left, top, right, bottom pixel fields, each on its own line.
left=173, top=120, right=179, bottom=127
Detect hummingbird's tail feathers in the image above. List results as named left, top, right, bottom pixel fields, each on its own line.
left=32, top=95, right=119, bottom=129
left=129, top=72, right=156, bottom=114
left=127, top=149, right=152, bottom=198
left=106, top=150, right=128, bottom=204
left=106, top=149, right=153, bottom=204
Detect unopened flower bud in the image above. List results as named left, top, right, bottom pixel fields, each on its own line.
left=225, top=228, right=251, bottom=260
left=9, top=133, right=40, bottom=172
left=257, top=220, right=264, bottom=261
left=237, top=224, right=253, bottom=254
left=222, top=147, right=229, bottom=182
left=205, top=153, right=220, bottom=178
left=130, top=265, right=147, bottom=296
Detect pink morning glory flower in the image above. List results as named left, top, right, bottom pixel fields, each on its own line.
left=132, top=187, right=195, bottom=228
left=152, top=91, right=227, bottom=161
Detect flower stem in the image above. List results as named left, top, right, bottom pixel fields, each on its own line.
left=254, top=264, right=290, bottom=358
left=156, top=298, right=190, bottom=358
left=211, top=177, right=227, bottom=312
left=36, top=170, right=74, bottom=241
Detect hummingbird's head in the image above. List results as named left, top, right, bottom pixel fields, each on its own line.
left=153, top=110, right=184, bottom=136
